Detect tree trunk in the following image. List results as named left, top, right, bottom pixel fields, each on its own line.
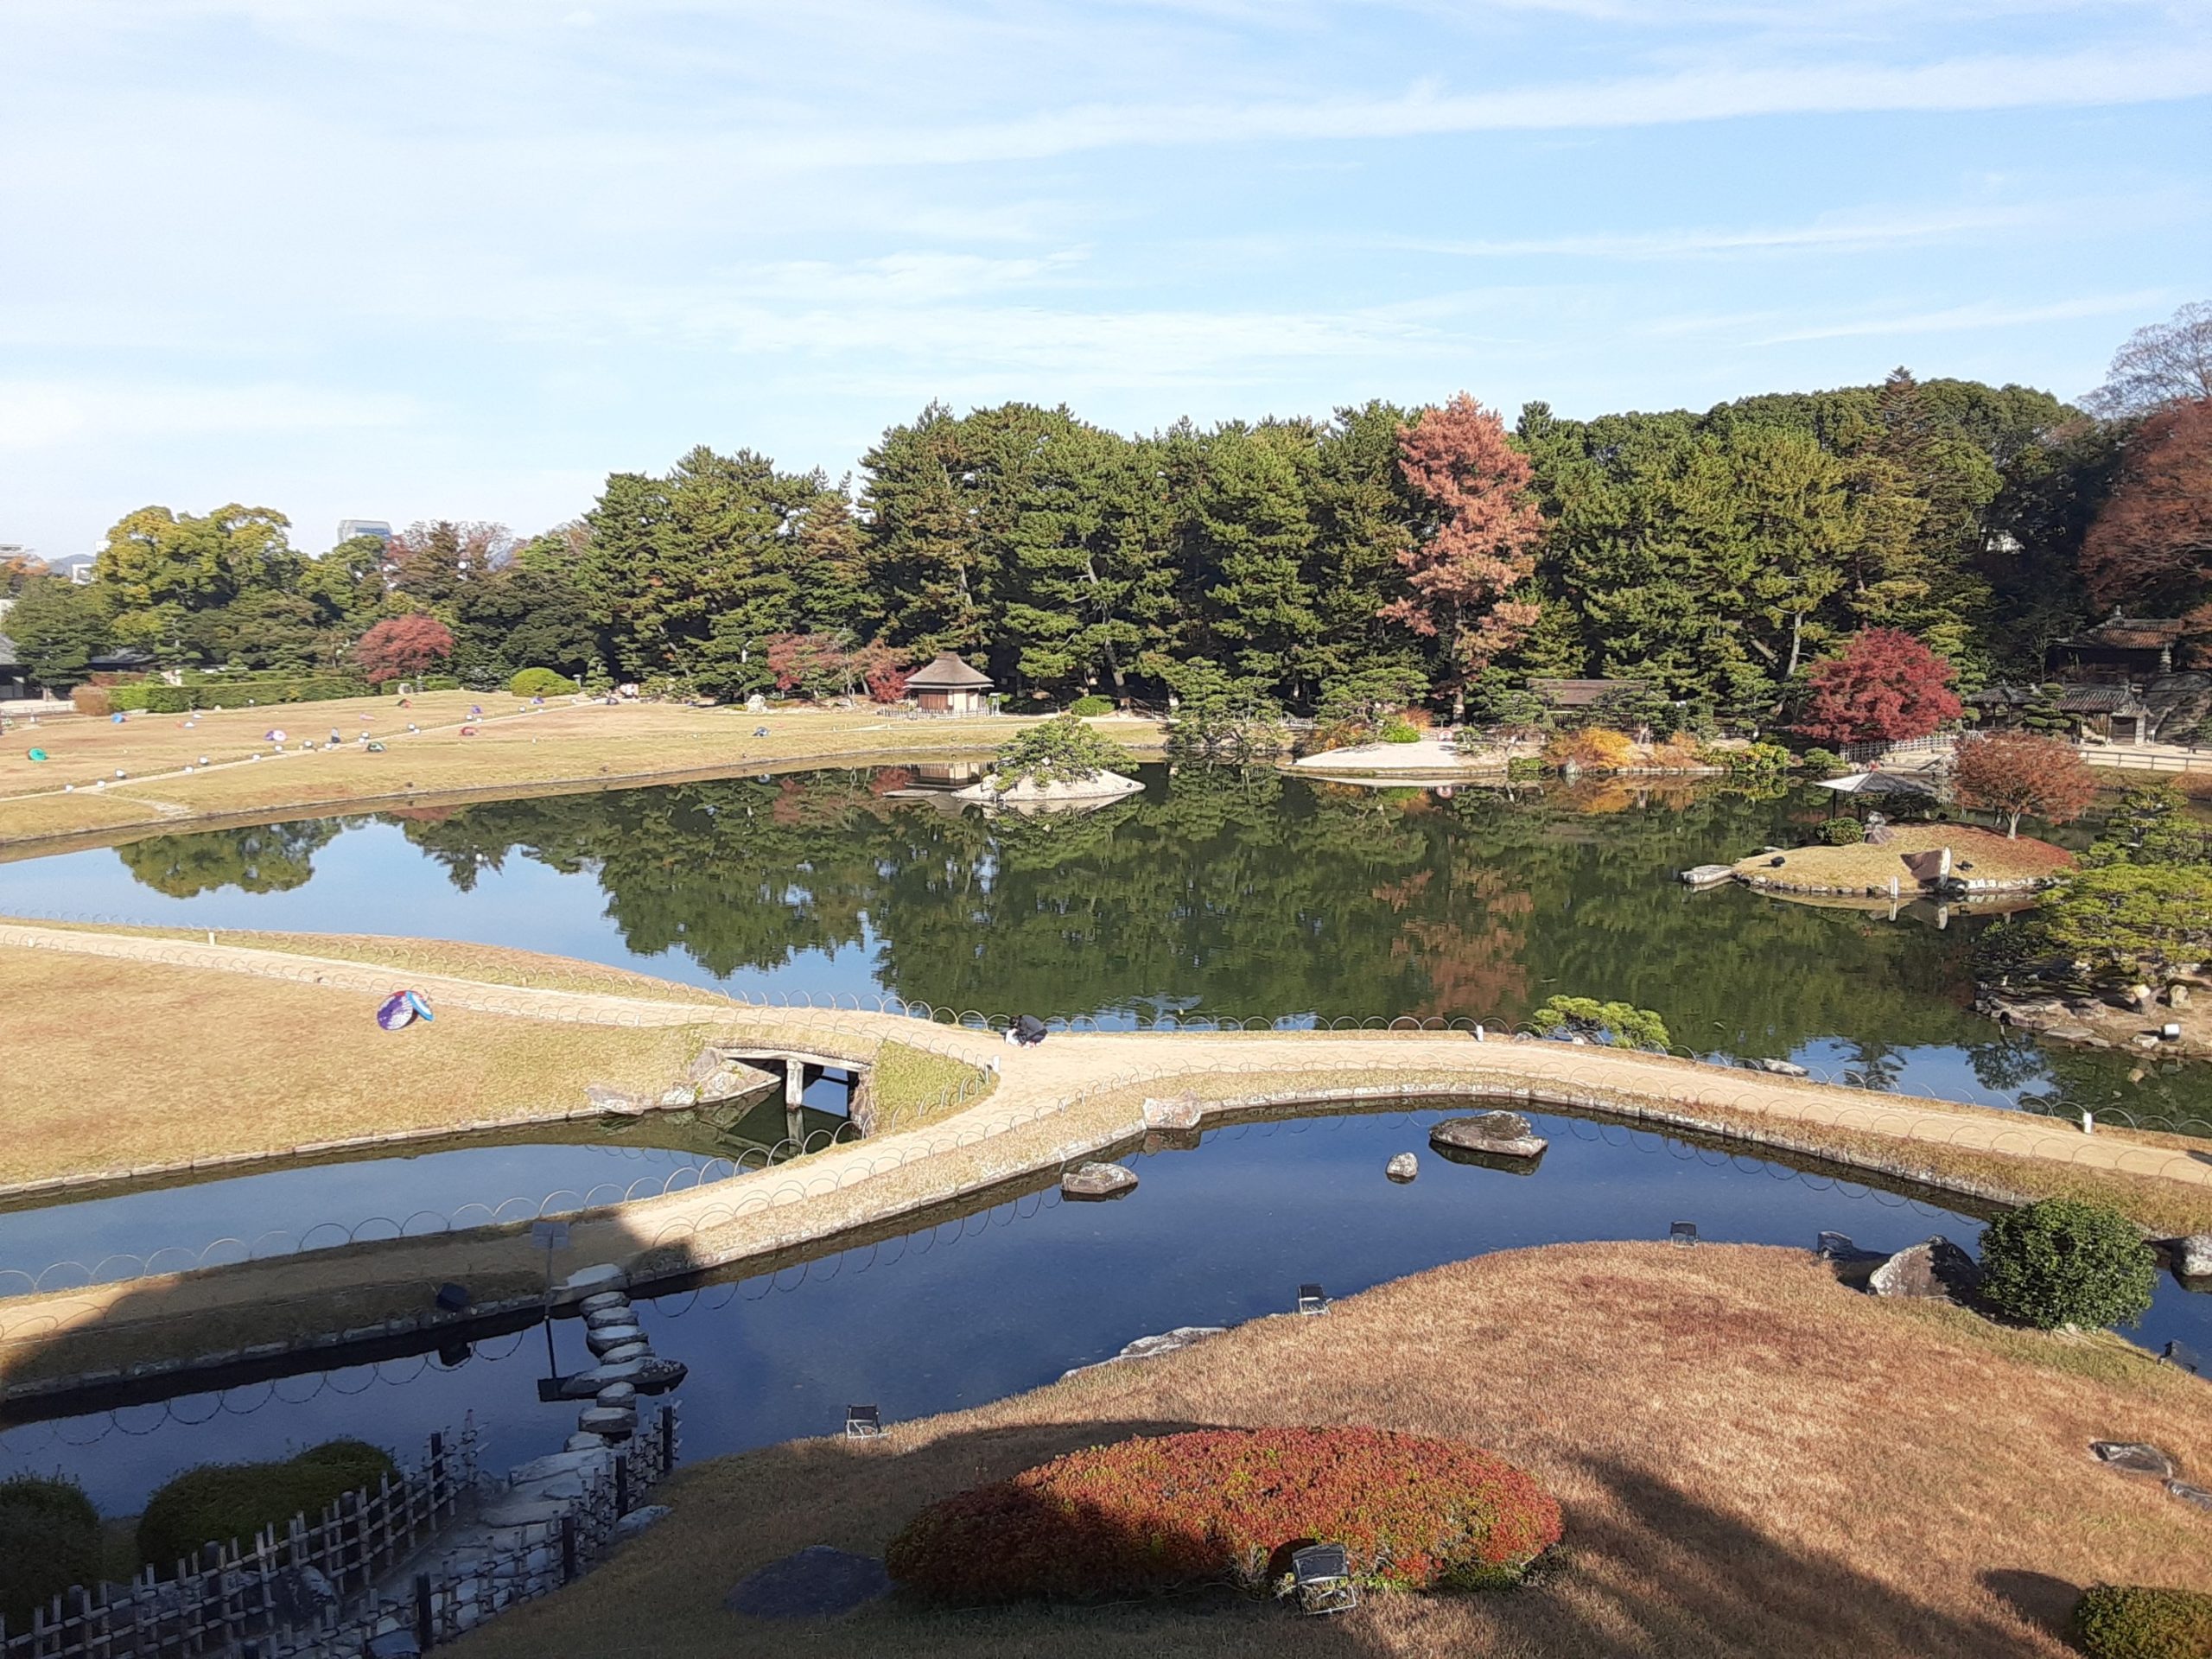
left=1785, top=611, right=1804, bottom=681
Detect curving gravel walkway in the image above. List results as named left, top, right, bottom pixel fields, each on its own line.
left=3, top=924, right=2209, bottom=1397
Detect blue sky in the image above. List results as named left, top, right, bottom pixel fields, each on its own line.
left=2, top=0, right=2208, bottom=557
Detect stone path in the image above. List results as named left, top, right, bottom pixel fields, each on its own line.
left=3, top=924, right=2209, bottom=1394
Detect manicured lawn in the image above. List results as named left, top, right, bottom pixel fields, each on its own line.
left=0, top=944, right=728, bottom=1189
left=0, top=696, right=1166, bottom=851
left=451, top=1242, right=2212, bottom=1659
left=1736, top=823, right=2076, bottom=891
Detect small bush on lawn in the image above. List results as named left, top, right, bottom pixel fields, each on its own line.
left=509, top=667, right=579, bottom=698
left=885, top=1427, right=1560, bottom=1605
left=71, top=686, right=114, bottom=717
left=2075, top=1585, right=2212, bottom=1658
left=1799, top=747, right=1845, bottom=778
left=1978, top=1199, right=2157, bottom=1331
left=1531, top=995, right=1672, bottom=1052
left=1381, top=718, right=1421, bottom=743
left=1818, top=817, right=1866, bottom=845
left=1067, top=694, right=1114, bottom=717
left=138, top=1440, right=397, bottom=1571
left=0, top=1475, right=102, bottom=1626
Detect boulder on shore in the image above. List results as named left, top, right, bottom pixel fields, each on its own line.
left=1142, top=1094, right=1203, bottom=1130
left=1429, top=1111, right=1548, bottom=1161
left=1867, top=1236, right=1982, bottom=1302
left=2171, top=1234, right=2212, bottom=1280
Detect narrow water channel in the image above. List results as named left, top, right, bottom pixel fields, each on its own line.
left=7, top=1103, right=2205, bottom=1517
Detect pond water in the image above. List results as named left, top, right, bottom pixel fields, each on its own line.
left=4, top=1102, right=2207, bottom=1516
left=3, top=764, right=2205, bottom=1127
left=0, top=1140, right=735, bottom=1287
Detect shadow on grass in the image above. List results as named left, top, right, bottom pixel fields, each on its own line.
left=454, top=1427, right=2063, bottom=1659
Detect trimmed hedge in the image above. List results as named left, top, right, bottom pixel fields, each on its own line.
left=137, top=1440, right=397, bottom=1571
left=1819, top=817, right=1866, bottom=845
left=1979, top=1199, right=2157, bottom=1331
left=2075, top=1586, right=2212, bottom=1658
left=0, top=1476, right=102, bottom=1627
left=509, top=667, right=579, bottom=697
left=1066, top=695, right=1114, bottom=717
left=1381, top=718, right=1421, bottom=743
left=885, top=1427, right=1561, bottom=1604
left=105, top=677, right=370, bottom=713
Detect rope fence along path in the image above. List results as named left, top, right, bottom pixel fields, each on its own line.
left=4, top=923, right=2211, bottom=1395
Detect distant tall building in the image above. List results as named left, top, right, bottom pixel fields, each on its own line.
left=337, top=519, right=394, bottom=546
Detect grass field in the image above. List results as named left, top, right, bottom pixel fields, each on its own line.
left=1736, top=823, right=2076, bottom=892
left=452, top=1241, right=2212, bottom=1659
left=0, top=695, right=1166, bottom=851
left=0, top=944, right=729, bottom=1189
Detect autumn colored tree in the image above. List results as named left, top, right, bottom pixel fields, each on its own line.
left=1791, top=628, right=1962, bottom=746
left=2079, top=397, right=2212, bottom=636
left=1952, top=731, right=2099, bottom=838
left=353, top=613, right=455, bottom=684
left=1387, top=394, right=1542, bottom=720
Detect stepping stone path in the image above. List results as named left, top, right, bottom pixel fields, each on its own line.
left=552, top=1263, right=674, bottom=1447
left=724, top=1547, right=893, bottom=1619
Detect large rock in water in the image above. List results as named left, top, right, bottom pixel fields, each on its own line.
left=1867, top=1236, right=1982, bottom=1301
left=2173, top=1234, right=2212, bottom=1280
left=1061, top=1162, right=1138, bottom=1200
left=1385, top=1152, right=1419, bottom=1183
left=1429, top=1111, right=1548, bottom=1160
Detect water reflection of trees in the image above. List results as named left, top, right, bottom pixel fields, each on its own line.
left=95, top=768, right=2212, bottom=1121
left=366, top=769, right=2000, bottom=1064
left=115, top=820, right=345, bottom=898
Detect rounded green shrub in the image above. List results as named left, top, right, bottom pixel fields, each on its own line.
left=137, top=1440, right=397, bottom=1571
left=2075, top=1585, right=2212, bottom=1658
left=1978, top=1199, right=2157, bottom=1331
left=1380, top=718, right=1421, bottom=743
left=886, top=1427, right=1560, bottom=1605
left=1818, top=817, right=1866, bottom=845
left=508, top=667, right=579, bottom=698
left=1066, top=695, right=1114, bottom=716
left=1531, top=995, right=1672, bottom=1052
left=1798, top=747, right=1844, bottom=777
left=0, top=1475, right=102, bottom=1627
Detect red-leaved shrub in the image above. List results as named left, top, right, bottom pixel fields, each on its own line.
left=884, top=1427, right=1561, bottom=1605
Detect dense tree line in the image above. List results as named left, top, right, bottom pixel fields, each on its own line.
left=10, top=303, right=2208, bottom=716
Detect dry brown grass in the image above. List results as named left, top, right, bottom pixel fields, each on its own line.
left=0, top=944, right=727, bottom=1187
left=1736, top=823, right=2075, bottom=891
left=453, top=1243, right=2211, bottom=1659
left=0, top=696, right=1166, bottom=852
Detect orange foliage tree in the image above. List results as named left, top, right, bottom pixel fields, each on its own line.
left=1388, top=394, right=1542, bottom=721
left=352, top=614, right=454, bottom=685
left=1952, top=730, right=2100, bottom=838
left=1791, top=628, right=1961, bottom=747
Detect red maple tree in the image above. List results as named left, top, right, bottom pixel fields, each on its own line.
left=1791, top=628, right=1962, bottom=747
left=1387, top=393, right=1542, bottom=720
left=2081, top=397, right=2212, bottom=645
left=353, top=613, right=455, bottom=684
left=1952, top=731, right=2099, bottom=838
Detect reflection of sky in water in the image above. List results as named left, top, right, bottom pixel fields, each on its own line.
left=8, top=1107, right=2207, bottom=1516
left=0, top=1142, right=728, bottom=1280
